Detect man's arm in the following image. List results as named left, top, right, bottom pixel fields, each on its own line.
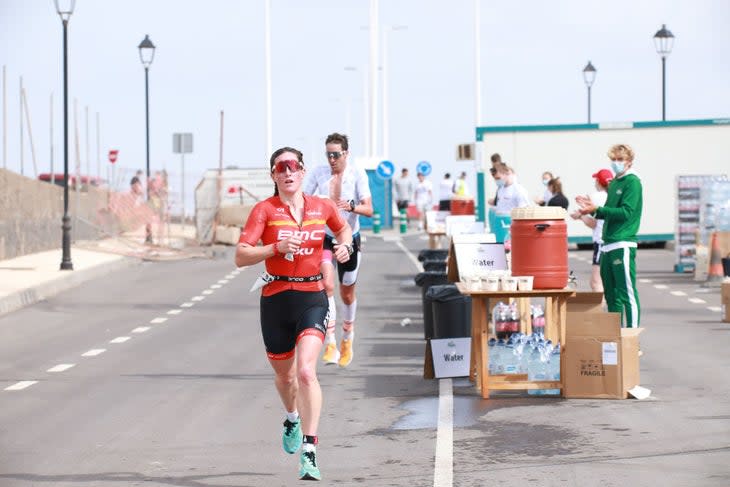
left=595, top=178, right=642, bottom=223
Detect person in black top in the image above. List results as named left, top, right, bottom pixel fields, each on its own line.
left=546, top=177, right=569, bottom=210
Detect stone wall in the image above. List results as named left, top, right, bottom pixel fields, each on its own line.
left=0, top=169, right=106, bottom=260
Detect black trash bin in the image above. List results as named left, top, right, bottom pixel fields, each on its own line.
left=430, top=284, right=472, bottom=339
left=418, top=249, right=449, bottom=262
left=414, top=271, right=449, bottom=301
left=423, top=260, right=447, bottom=272
left=723, top=257, right=730, bottom=277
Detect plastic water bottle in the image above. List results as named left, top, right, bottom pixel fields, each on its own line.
left=531, top=305, right=545, bottom=336
left=492, top=339, right=506, bottom=374
left=527, top=345, right=546, bottom=396
left=487, top=338, right=496, bottom=374
left=503, top=343, right=518, bottom=375
left=544, top=344, right=561, bottom=395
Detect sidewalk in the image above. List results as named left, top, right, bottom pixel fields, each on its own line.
left=0, top=224, right=206, bottom=317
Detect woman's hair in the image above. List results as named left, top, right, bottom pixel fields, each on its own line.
left=549, top=177, right=563, bottom=195
left=495, top=162, right=513, bottom=175
left=269, top=146, right=304, bottom=196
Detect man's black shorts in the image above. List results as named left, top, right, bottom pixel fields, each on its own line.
left=323, top=234, right=361, bottom=282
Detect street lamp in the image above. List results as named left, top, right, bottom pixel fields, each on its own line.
left=138, top=34, right=155, bottom=199
left=582, top=61, right=596, bottom=123
left=54, top=0, right=75, bottom=271
left=653, top=24, right=675, bottom=121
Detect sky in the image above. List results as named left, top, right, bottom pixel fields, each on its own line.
left=1, top=0, right=729, bottom=213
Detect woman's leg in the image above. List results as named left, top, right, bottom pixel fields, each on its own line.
left=268, top=355, right=298, bottom=413
left=295, top=335, right=324, bottom=435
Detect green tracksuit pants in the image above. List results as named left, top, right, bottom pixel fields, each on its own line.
left=600, top=246, right=641, bottom=328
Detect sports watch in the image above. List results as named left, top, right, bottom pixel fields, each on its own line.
left=348, top=199, right=356, bottom=212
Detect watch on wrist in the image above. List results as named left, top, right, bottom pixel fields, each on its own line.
left=345, top=243, right=354, bottom=256
left=348, top=199, right=356, bottom=212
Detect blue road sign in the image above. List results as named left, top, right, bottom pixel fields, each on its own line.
left=416, top=160, right=432, bottom=176
left=376, top=160, right=395, bottom=180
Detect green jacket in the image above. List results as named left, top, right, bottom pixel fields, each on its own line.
left=595, top=172, right=643, bottom=244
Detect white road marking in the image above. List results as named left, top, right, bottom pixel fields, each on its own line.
left=82, top=349, right=106, bottom=357
left=218, top=279, right=229, bottom=284
left=434, top=378, right=453, bottom=487
left=202, top=290, right=214, bottom=295
left=180, top=302, right=194, bottom=308
left=191, top=296, right=205, bottom=302
left=688, top=298, right=706, bottom=304
left=670, top=291, right=687, bottom=296
left=167, top=309, right=182, bottom=315
left=150, top=317, right=168, bottom=324
left=47, top=363, right=75, bottom=372
left=210, top=284, right=222, bottom=289
left=132, top=326, right=150, bottom=333
left=5, top=381, right=38, bottom=391
left=708, top=306, right=722, bottom=312
left=110, top=337, right=131, bottom=344
left=226, top=274, right=237, bottom=279
left=654, top=284, right=668, bottom=289
left=639, top=278, right=653, bottom=283
left=395, top=240, right=421, bottom=271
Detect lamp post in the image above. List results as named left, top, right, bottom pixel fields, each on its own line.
left=138, top=34, right=155, bottom=199
left=381, top=25, right=407, bottom=158
left=582, top=61, right=596, bottom=123
left=653, top=24, right=675, bottom=121
left=54, top=0, right=75, bottom=271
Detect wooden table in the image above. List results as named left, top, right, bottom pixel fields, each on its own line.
left=427, top=231, right=447, bottom=249
left=455, top=284, right=576, bottom=399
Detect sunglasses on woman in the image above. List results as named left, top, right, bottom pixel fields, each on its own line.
left=271, top=159, right=303, bottom=174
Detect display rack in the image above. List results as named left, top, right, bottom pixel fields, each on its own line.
left=675, top=175, right=728, bottom=273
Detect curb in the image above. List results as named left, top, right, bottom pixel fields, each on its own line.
left=0, top=257, right=141, bottom=317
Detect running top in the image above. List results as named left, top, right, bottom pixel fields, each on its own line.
left=239, top=194, right=347, bottom=296
left=303, top=162, right=371, bottom=236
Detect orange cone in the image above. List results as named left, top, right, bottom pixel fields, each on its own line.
left=703, top=232, right=724, bottom=287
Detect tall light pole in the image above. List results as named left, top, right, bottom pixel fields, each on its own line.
left=381, top=25, right=406, bottom=158
left=582, top=61, right=596, bottom=123
left=138, top=34, right=155, bottom=199
left=54, top=0, right=75, bottom=271
left=653, top=24, right=675, bottom=121
left=344, top=66, right=369, bottom=156
left=368, top=0, right=379, bottom=158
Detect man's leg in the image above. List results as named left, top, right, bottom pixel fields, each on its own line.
left=320, top=255, right=339, bottom=364
left=337, top=245, right=362, bottom=368
left=619, top=247, right=640, bottom=327
left=601, top=248, right=618, bottom=314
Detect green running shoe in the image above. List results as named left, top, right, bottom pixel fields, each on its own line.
left=299, top=449, right=321, bottom=481
left=282, top=418, right=302, bottom=454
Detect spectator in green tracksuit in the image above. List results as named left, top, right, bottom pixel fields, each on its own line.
left=576, top=144, right=643, bottom=328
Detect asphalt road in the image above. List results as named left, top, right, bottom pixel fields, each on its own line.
left=0, top=232, right=728, bottom=487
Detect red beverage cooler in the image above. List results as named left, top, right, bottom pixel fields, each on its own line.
left=510, top=207, right=569, bottom=289
left=450, top=197, right=475, bottom=215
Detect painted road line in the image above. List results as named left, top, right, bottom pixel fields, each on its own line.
left=150, top=317, right=168, bottom=324
left=670, top=291, right=687, bottom=296
left=210, top=284, right=222, bottom=289
left=110, top=337, right=131, bottom=344
left=226, top=274, right=237, bottom=279
left=434, top=378, right=453, bottom=487
left=82, top=349, right=106, bottom=357
left=688, top=298, right=707, bottom=304
left=654, top=284, right=668, bottom=290
left=708, top=306, right=722, bottom=312
left=218, top=279, right=229, bottom=284
left=167, top=309, right=182, bottom=315
left=202, top=290, right=214, bottom=295
left=639, top=278, right=653, bottom=283
left=396, top=240, right=421, bottom=271
left=132, top=327, right=150, bottom=333
left=191, top=296, right=205, bottom=302
left=47, top=364, right=75, bottom=373
left=180, top=302, right=194, bottom=308
left=5, top=381, right=38, bottom=391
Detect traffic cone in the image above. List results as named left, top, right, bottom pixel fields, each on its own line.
left=703, top=232, right=724, bottom=287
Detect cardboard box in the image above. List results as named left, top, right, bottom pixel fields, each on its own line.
left=567, top=292, right=604, bottom=313
left=722, top=282, right=730, bottom=323
left=564, top=312, right=643, bottom=399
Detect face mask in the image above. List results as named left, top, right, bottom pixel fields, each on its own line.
left=611, top=161, right=625, bottom=175
left=496, top=179, right=505, bottom=188
left=542, top=179, right=550, bottom=186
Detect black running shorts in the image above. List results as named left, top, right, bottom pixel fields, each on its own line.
left=260, top=290, right=328, bottom=360
left=323, top=233, right=361, bottom=281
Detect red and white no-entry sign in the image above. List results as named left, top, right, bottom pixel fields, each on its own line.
left=108, top=149, right=119, bottom=164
